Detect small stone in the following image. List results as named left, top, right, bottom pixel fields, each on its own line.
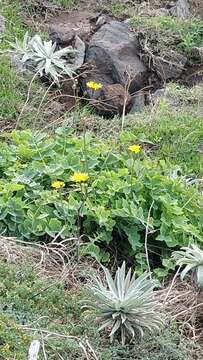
left=71, top=36, right=85, bottom=70
left=96, top=15, right=107, bottom=27
left=130, top=93, right=145, bottom=113
left=170, top=0, right=190, bottom=19
left=11, top=54, right=27, bottom=73
left=45, top=101, right=65, bottom=116
left=153, top=51, right=187, bottom=81
left=151, top=88, right=166, bottom=102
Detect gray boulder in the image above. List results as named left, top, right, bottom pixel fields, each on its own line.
left=170, top=0, right=190, bottom=19
left=85, top=21, right=147, bottom=93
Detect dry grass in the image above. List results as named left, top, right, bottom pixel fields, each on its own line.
left=159, top=278, right=203, bottom=345
left=0, top=235, right=97, bottom=282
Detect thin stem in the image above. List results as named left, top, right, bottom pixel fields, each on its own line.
left=130, top=157, right=136, bottom=194
left=16, top=72, right=38, bottom=129
left=145, top=200, right=154, bottom=278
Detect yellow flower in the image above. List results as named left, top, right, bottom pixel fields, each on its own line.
left=86, top=81, right=103, bottom=91
left=51, top=180, right=65, bottom=189
left=70, top=172, right=89, bottom=183
left=128, top=144, right=141, bottom=153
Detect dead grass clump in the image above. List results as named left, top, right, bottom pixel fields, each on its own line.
left=159, top=279, right=203, bottom=345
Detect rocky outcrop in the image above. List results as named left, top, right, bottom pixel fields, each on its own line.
left=85, top=21, right=147, bottom=93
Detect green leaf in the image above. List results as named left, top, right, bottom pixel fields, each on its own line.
left=79, top=243, right=108, bottom=262
left=6, top=184, right=25, bottom=192
left=48, top=218, right=62, bottom=232
left=120, top=224, right=141, bottom=251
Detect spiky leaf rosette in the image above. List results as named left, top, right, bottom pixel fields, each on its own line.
left=87, top=262, right=164, bottom=345
left=11, top=33, right=76, bottom=82
left=172, top=244, right=203, bottom=288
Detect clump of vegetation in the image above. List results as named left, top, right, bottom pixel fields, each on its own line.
left=130, top=15, right=203, bottom=58
left=0, top=128, right=203, bottom=275
left=87, top=262, right=163, bottom=345
left=104, top=326, right=203, bottom=360
left=12, top=32, right=76, bottom=82
left=172, top=244, right=203, bottom=288
left=0, top=314, right=31, bottom=360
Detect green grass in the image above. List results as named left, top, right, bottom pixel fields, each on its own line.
left=0, top=1, right=50, bottom=128
left=0, top=258, right=202, bottom=360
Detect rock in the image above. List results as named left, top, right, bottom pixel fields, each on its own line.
left=191, top=47, right=203, bottom=63
left=45, top=101, right=65, bottom=116
left=49, top=11, right=91, bottom=45
left=151, top=88, right=166, bottom=103
left=71, top=36, right=86, bottom=70
left=95, top=15, right=108, bottom=28
left=153, top=51, right=187, bottom=81
left=11, top=54, right=28, bottom=73
left=169, top=0, right=190, bottom=19
left=130, top=93, right=145, bottom=113
left=90, top=84, right=132, bottom=116
left=85, top=21, right=147, bottom=93
left=0, top=14, right=5, bottom=33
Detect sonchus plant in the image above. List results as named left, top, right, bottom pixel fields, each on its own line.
left=87, top=262, right=164, bottom=345
left=172, top=244, right=203, bottom=288
left=12, top=33, right=76, bottom=82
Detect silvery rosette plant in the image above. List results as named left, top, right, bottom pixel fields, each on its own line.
left=12, top=32, right=76, bottom=82
left=172, top=244, right=203, bottom=288
left=86, top=262, right=164, bottom=345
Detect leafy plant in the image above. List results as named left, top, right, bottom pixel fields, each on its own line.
left=0, top=128, right=203, bottom=275
left=86, top=262, right=164, bottom=345
left=12, top=32, right=76, bottom=82
left=172, top=244, right=203, bottom=288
